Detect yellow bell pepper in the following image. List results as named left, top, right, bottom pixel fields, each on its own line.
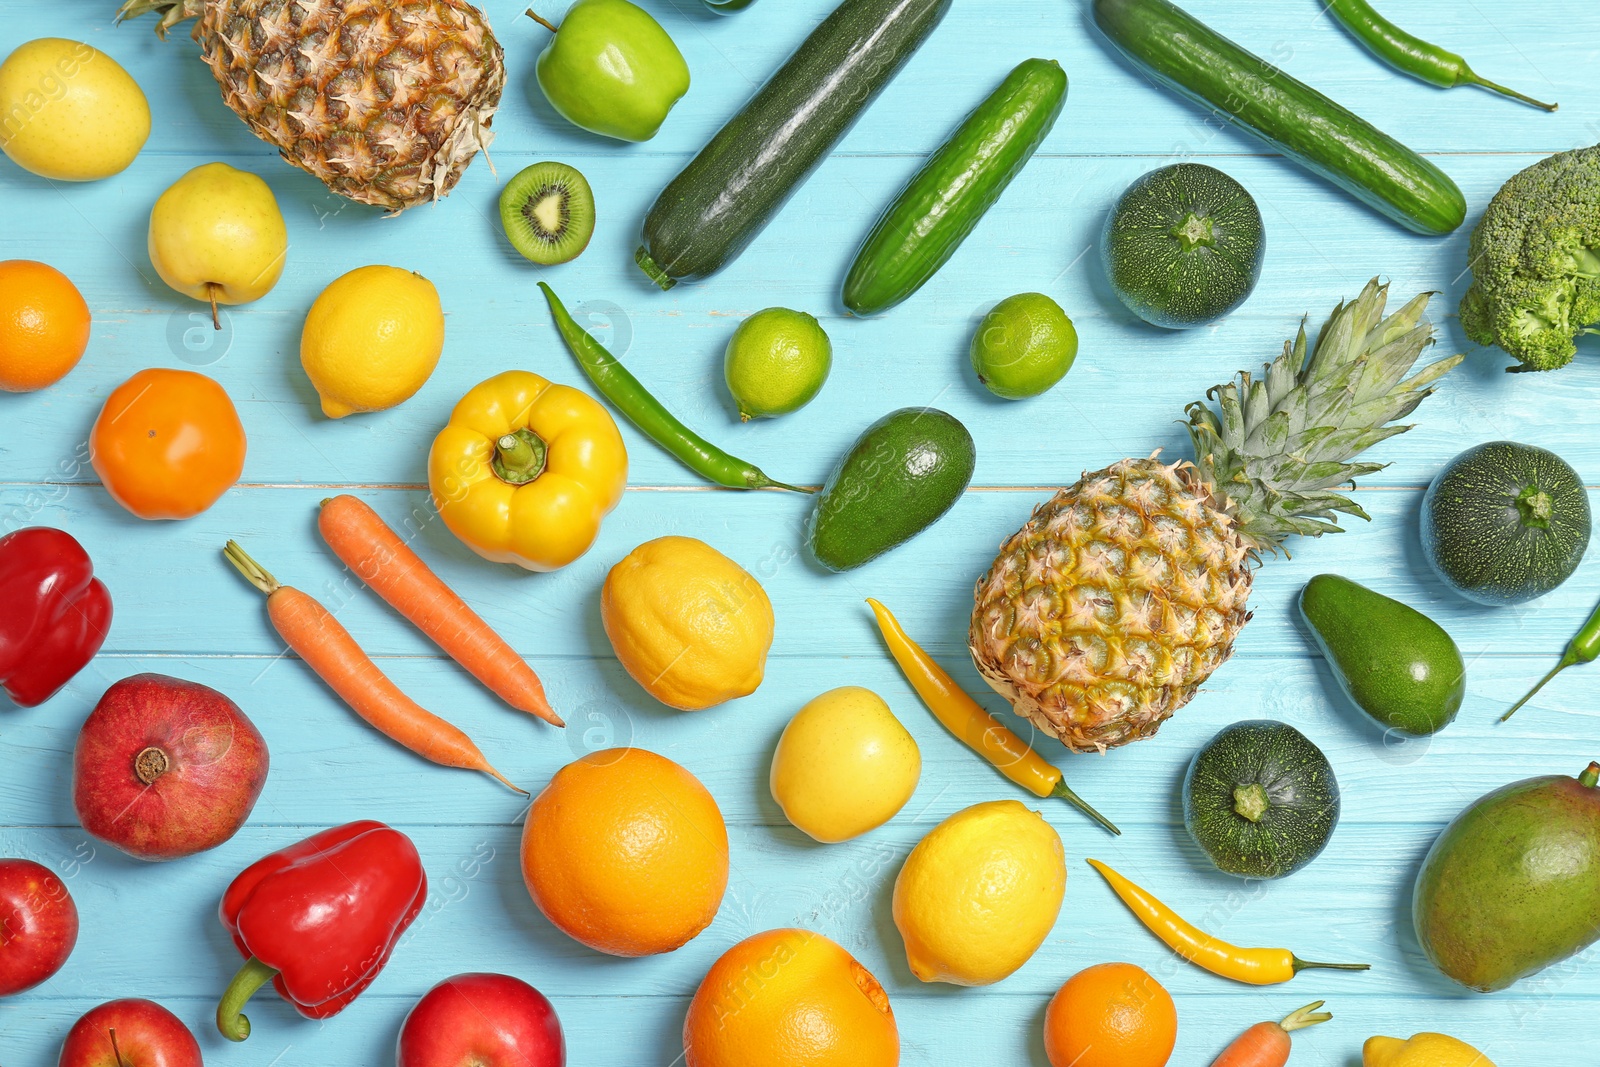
left=429, top=371, right=627, bottom=571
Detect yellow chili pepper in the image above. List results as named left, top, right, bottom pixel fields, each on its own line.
left=429, top=371, right=628, bottom=572
left=1087, top=858, right=1370, bottom=984
left=867, top=597, right=1119, bottom=835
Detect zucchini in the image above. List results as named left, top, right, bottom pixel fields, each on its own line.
left=1421, top=441, right=1592, bottom=605
left=1101, top=162, right=1264, bottom=328
left=842, top=58, right=1067, bottom=316
left=636, top=0, right=951, bottom=289
left=1092, top=0, right=1465, bottom=236
left=1183, top=719, right=1341, bottom=880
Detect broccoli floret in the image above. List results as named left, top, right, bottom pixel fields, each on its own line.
left=1459, top=144, right=1600, bottom=372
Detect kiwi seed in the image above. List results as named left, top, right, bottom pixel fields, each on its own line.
left=498, top=161, right=596, bottom=265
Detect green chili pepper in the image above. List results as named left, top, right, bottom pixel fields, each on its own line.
left=538, top=282, right=808, bottom=493
left=1326, top=0, right=1556, bottom=112
left=1503, top=596, right=1600, bottom=721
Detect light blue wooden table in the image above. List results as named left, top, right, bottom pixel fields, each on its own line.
left=2, top=0, right=1595, bottom=1062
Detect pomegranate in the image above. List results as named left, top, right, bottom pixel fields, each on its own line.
left=73, top=673, right=268, bottom=860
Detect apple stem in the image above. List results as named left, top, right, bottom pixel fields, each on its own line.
left=524, top=8, right=559, bottom=32
left=217, top=955, right=279, bottom=1042
left=108, top=1027, right=129, bottom=1067
left=206, top=283, right=221, bottom=331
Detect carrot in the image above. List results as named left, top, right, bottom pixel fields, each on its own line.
left=223, top=540, right=525, bottom=794
left=317, top=495, right=563, bottom=727
left=1210, top=1001, right=1332, bottom=1067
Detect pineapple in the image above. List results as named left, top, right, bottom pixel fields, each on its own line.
left=970, top=279, right=1462, bottom=753
left=118, top=0, right=505, bottom=213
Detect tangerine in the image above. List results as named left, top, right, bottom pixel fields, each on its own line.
left=520, top=747, right=728, bottom=957
left=0, top=260, right=90, bottom=392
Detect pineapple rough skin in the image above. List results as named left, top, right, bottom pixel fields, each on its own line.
left=1459, top=143, right=1600, bottom=372
left=117, top=0, right=506, bottom=214
left=970, top=457, right=1253, bottom=754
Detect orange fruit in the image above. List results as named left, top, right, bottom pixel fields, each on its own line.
left=0, top=260, right=90, bottom=392
left=684, top=928, right=898, bottom=1067
left=1043, top=962, right=1177, bottom=1067
left=520, top=747, right=728, bottom=957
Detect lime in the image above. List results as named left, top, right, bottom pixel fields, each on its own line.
left=724, top=308, right=831, bottom=420
left=969, top=293, right=1077, bottom=400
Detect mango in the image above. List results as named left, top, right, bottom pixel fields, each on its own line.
left=1413, top=761, right=1600, bottom=991
left=1298, top=574, right=1465, bottom=736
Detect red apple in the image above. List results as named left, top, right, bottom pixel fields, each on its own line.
left=73, top=674, right=269, bottom=861
left=58, top=998, right=202, bottom=1067
left=397, top=973, right=565, bottom=1067
left=0, top=858, right=78, bottom=996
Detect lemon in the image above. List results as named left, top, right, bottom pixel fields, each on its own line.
left=601, top=536, right=774, bottom=711
left=892, top=799, right=1066, bottom=986
left=724, top=307, right=831, bottom=420
left=770, top=686, right=921, bottom=842
left=1364, top=1033, right=1497, bottom=1067
left=969, top=292, right=1077, bottom=399
left=300, top=265, right=444, bottom=418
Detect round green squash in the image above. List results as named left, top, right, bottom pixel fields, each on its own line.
left=1421, top=441, right=1591, bottom=605
left=1100, top=162, right=1264, bottom=329
left=1183, top=719, right=1340, bottom=879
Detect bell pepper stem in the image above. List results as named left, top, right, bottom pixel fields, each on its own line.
left=1050, top=778, right=1121, bottom=836
left=216, top=955, right=279, bottom=1042
left=492, top=430, right=549, bottom=486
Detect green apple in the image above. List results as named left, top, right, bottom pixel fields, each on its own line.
left=531, top=0, right=690, bottom=142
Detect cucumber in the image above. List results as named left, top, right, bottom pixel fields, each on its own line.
left=1092, top=0, right=1465, bottom=236
left=806, top=408, right=975, bottom=571
left=1101, top=162, right=1264, bottom=329
left=842, top=58, right=1067, bottom=316
left=636, top=0, right=952, bottom=289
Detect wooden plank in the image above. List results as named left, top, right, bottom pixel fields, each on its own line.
left=3, top=820, right=1597, bottom=1006
left=2, top=149, right=1597, bottom=487
left=6, top=648, right=1592, bottom=829
left=6, top=0, right=1587, bottom=159
left=1, top=990, right=1588, bottom=1067
left=3, top=485, right=1595, bottom=659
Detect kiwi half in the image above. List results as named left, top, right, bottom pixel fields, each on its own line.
left=498, top=161, right=595, bottom=265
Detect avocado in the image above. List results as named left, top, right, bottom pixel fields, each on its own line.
left=1297, top=574, right=1465, bottom=736
left=805, top=407, right=975, bottom=571
left=1414, top=762, right=1600, bottom=992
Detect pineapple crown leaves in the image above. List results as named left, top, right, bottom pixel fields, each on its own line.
left=115, top=0, right=205, bottom=38
left=1186, top=277, right=1464, bottom=551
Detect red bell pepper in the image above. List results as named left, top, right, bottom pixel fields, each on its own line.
left=215, top=820, right=426, bottom=1041
left=0, top=527, right=112, bottom=707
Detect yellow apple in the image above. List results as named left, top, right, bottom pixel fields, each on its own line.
left=149, top=163, right=288, bottom=325
left=0, top=38, right=150, bottom=181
